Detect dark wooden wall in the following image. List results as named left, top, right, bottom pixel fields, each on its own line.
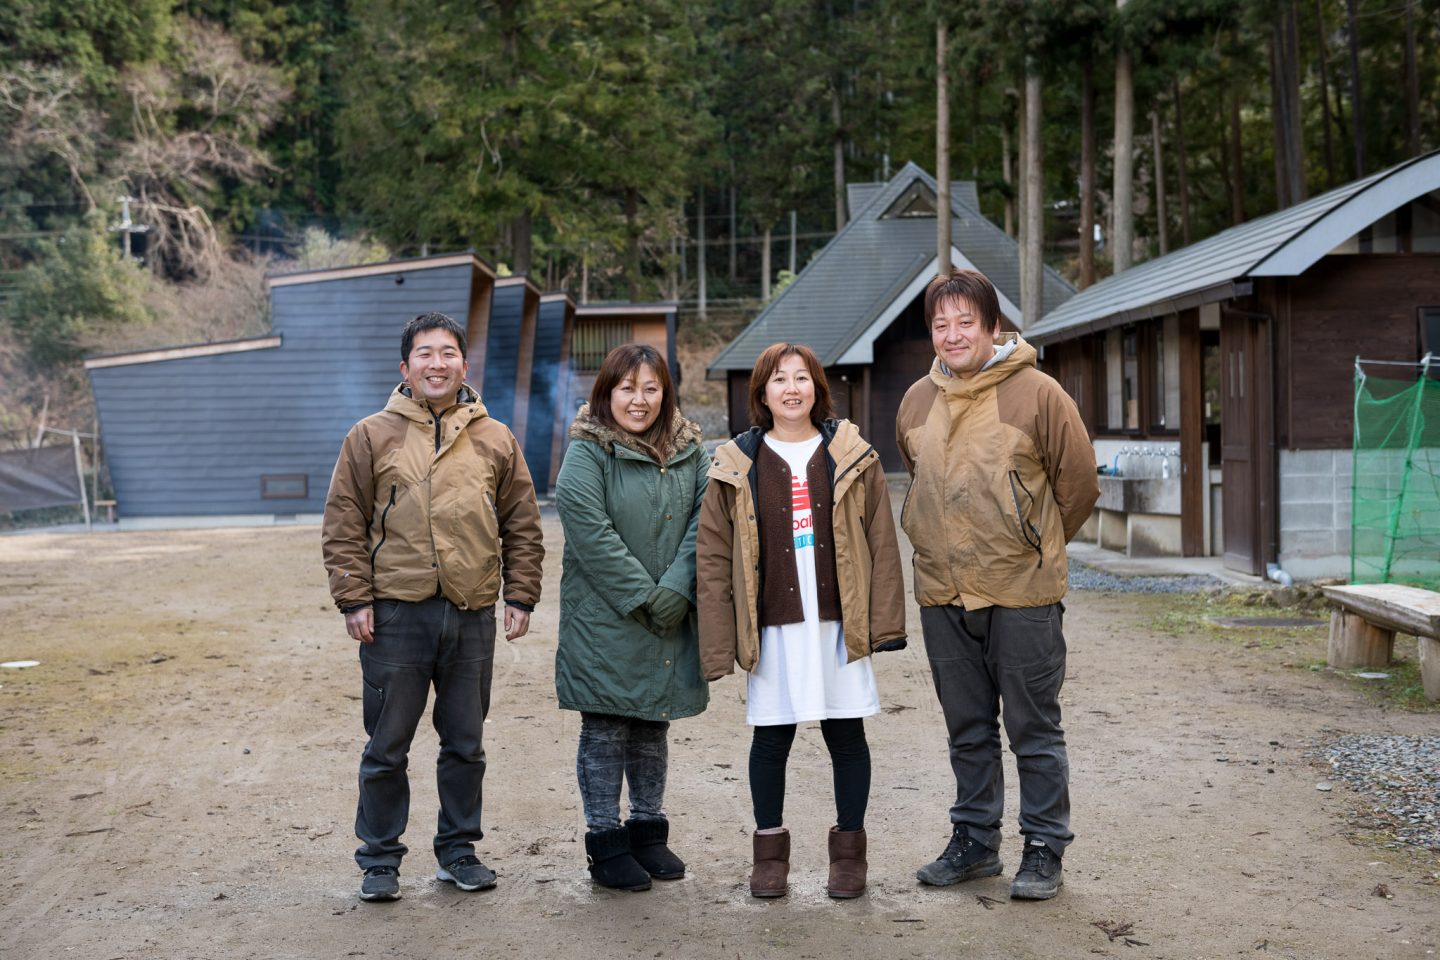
left=1270, top=254, right=1440, bottom=449
left=870, top=297, right=935, bottom=471
left=90, top=263, right=476, bottom=517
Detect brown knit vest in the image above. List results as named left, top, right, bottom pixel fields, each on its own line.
left=756, top=439, right=841, bottom=627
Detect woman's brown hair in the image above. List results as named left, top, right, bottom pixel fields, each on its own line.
left=588, top=343, right=679, bottom=459
left=747, top=342, right=835, bottom=431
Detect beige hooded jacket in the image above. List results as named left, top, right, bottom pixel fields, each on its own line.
left=895, top=337, right=1098, bottom=610
left=697, top=418, right=907, bottom=680
left=322, top=383, right=544, bottom=612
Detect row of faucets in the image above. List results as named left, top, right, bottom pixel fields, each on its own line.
left=1105, top=445, right=1181, bottom=479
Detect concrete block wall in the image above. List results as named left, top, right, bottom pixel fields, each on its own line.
left=1277, top=448, right=1352, bottom=579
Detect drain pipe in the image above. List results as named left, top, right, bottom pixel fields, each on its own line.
left=1265, top=562, right=1294, bottom=586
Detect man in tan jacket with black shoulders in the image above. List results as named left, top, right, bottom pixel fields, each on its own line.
left=896, top=270, right=1098, bottom=901
left=322, top=311, right=544, bottom=903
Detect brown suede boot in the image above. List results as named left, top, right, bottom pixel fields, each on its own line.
left=826, top=826, right=867, bottom=899
left=750, top=829, right=790, bottom=898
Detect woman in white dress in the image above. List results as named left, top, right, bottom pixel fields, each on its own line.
left=697, top=342, right=907, bottom=899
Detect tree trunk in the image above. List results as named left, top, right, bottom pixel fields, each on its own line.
left=624, top=188, right=641, bottom=301
left=1346, top=0, right=1365, bottom=177
left=832, top=83, right=847, bottom=230
left=1113, top=4, right=1135, bottom=273
left=1405, top=0, right=1420, bottom=156
left=1080, top=59, right=1096, bottom=288
left=1228, top=76, right=1245, bottom=224
left=1269, top=29, right=1289, bottom=208
left=936, top=19, right=952, bottom=275
left=1315, top=0, right=1338, bottom=187
left=1017, top=84, right=1028, bottom=287
left=761, top=225, right=772, bottom=301
left=1173, top=81, right=1191, bottom=247
left=788, top=210, right=797, bottom=275
left=1152, top=109, right=1168, bottom=256
left=1022, top=68, right=1043, bottom=328
left=512, top=209, right=533, bottom=275
left=697, top=185, right=707, bottom=320
left=1001, top=122, right=1015, bottom=239
left=1284, top=1, right=1306, bottom=203
left=728, top=182, right=737, bottom=282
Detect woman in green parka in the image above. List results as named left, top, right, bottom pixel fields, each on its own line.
left=554, top=343, right=710, bottom=892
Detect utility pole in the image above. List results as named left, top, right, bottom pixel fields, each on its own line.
left=110, top=196, right=150, bottom=262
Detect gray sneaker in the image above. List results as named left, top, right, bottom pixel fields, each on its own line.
left=360, top=865, right=401, bottom=901
left=1009, top=839, right=1063, bottom=900
left=436, top=855, right=497, bottom=892
left=916, top=825, right=1003, bottom=886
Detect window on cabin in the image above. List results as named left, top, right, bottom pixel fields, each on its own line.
left=261, top=474, right=307, bottom=499
left=1150, top=315, right=1180, bottom=431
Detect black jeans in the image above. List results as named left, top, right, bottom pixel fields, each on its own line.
left=355, top=596, right=496, bottom=870
left=920, top=602, right=1072, bottom=857
left=749, top=718, right=870, bottom=832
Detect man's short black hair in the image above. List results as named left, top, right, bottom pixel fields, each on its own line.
left=400, top=312, right=468, bottom=361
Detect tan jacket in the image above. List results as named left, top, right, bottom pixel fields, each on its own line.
left=322, top=383, right=544, bottom=612
left=895, top=337, right=1098, bottom=610
left=697, top=419, right=907, bottom=680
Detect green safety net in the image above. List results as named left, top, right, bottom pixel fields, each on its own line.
left=1351, top=358, right=1440, bottom=589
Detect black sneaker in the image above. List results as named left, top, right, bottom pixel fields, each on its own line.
left=1009, top=838, right=1063, bottom=900
left=436, top=855, right=498, bottom=892
left=359, top=865, right=401, bottom=901
left=915, top=825, right=1002, bottom=886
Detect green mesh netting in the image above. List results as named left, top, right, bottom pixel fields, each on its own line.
left=1351, top=360, right=1440, bottom=589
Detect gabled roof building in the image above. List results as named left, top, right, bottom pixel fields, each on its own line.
left=709, top=162, right=1074, bottom=471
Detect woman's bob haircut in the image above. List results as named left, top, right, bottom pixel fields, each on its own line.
left=747, top=342, right=835, bottom=431
left=588, top=343, right=679, bottom=458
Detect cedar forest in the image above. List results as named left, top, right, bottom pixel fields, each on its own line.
left=1, top=0, right=1437, bottom=436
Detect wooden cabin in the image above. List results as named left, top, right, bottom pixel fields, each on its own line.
left=1028, top=150, right=1440, bottom=579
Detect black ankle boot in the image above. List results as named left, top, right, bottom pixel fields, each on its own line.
left=585, top=827, right=652, bottom=891
left=626, top=818, right=685, bottom=880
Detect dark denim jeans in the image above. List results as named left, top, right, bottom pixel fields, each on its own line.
left=920, top=602, right=1073, bottom=857
left=355, top=596, right=495, bottom=870
left=576, top=712, right=670, bottom=830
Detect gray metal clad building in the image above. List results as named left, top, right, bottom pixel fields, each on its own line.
left=86, top=253, right=498, bottom=520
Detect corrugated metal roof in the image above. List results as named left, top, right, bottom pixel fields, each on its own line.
left=709, top=163, right=1073, bottom=373
left=1026, top=151, right=1440, bottom=344
left=847, top=180, right=980, bottom=219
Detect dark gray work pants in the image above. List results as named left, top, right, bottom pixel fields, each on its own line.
left=354, top=596, right=495, bottom=870
left=920, top=602, right=1073, bottom=857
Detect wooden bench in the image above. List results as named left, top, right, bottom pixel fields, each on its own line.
left=1322, top=583, right=1440, bottom=701
left=95, top=499, right=116, bottom=523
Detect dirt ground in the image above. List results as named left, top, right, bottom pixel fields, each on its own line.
left=1, top=499, right=1437, bottom=960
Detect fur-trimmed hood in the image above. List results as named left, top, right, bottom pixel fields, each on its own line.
left=568, top=402, right=703, bottom=462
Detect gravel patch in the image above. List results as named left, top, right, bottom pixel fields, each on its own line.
left=1320, top=734, right=1440, bottom=851
left=1068, top=561, right=1224, bottom=594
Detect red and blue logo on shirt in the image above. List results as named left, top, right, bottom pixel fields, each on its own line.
left=791, top=475, right=814, bottom=549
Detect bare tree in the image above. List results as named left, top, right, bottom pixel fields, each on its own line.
left=1151, top=109, right=1168, bottom=256
left=115, top=18, right=290, bottom=279
left=0, top=66, right=99, bottom=209
left=1346, top=0, right=1365, bottom=176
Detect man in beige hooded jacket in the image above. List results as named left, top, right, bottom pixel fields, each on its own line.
left=896, top=270, right=1098, bottom=901
left=323, top=312, right=544, bottom=902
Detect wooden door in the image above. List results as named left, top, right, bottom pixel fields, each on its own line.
left=1220, top=311, right=1275, bottom=575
